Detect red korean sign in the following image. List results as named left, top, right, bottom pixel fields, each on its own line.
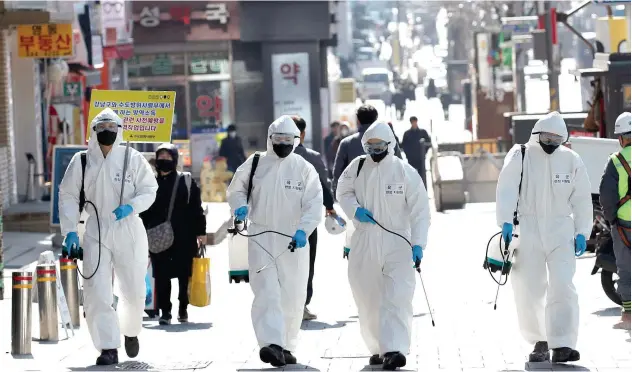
left=17, top=24, right=74, bottom=58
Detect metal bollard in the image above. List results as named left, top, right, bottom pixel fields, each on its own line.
left=59, top=258, right=80, bottom=328
left=12, top=272, right=33, bottom=355
left=36, top=264, right=59, bottom=341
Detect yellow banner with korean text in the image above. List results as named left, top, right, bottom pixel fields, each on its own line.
left=17, top=24, right=74, bottom=58
left=87, top=90, right=176, bottom=143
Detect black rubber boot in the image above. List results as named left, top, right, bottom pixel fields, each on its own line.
left=259, top=344, right=286, bottom=367
left=178, top=308, right=188, bottom=323
left=382, top=351, right=406, bottom=370
left=96, top=349, right=119, bottom=365
left=528, top=341, right=550, bottom=362
left=124, top=336, right=139, bottom=358
left=283, top=349, right=297, bottom=364
left=369, top=354, right=384, bottom=365
left=552, top=347, right=580, bottom=363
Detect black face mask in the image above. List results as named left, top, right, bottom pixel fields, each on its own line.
left=272, top=144, right=293, bottom=158
left=370, top=150, right=388, bottom=163
left=97, top=131, right=117, bottom=146
left=540, top=142, right=559, bottom=154
left=155, top=159, right=176, bottom=173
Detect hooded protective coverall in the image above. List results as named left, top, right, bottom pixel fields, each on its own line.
left=336, top=122, right=431, bottom=355
left=226, top=116, right=323, bottom=352
left=59, top=108, right=158, bottom=351
left=496, top=112, right=592, bottom=349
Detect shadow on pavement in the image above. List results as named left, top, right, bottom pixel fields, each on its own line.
left=142, top=322, right=213, bottom=332
left=592, top=307, right=622, bottom=317
left=360, top=366, right=415, bottom=371
left=412, top=313, right=427, bottom=318
left=9, top=354, right=34, bottom=360
left=301, top=320, right=353, bottom=331
left=238, top=364, right=319, bottom=371
left=525, top=361, right=590, bottom=371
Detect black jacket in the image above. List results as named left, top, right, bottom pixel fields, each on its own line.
left=219, top=136, right=247, bottom=172
left=402, top=127, right=431, bottom=166
left=140, top=172, right=206, bottom=279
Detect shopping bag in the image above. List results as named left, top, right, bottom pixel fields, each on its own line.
left=144, top=259, right=157, bottom=312
left=189, top=247, right=211, bottom=307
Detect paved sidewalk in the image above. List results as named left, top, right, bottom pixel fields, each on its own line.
left=1, top=203, right=630, bottom=371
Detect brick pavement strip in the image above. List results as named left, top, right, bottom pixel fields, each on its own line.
left=1, top=204, right=631, bottom=371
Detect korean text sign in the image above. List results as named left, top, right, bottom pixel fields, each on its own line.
left=17, top=24, right=74, bottom=58
left=87, top=90, right=176, bottom=143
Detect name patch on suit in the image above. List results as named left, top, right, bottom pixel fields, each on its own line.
left=553, top=173, right=571, bottom=185
left=385, top=183, right=405, bottom=195
left=284, top=179, right=304, bottom=192
left=113, top=172, right=133, bottom=185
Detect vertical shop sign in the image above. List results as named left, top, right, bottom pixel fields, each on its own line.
left=272, top=53, right=312, bottom=146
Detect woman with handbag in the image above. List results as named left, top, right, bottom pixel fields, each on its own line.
left=140, top=144, right=207, bottom=325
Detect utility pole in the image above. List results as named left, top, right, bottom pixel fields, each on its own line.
left=543, top=1, right=560, bottom=112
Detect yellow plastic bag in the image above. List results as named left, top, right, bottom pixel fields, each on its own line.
left=189, top=252, right=211, bottom=307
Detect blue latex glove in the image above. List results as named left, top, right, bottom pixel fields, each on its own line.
left=63, top=232, right=79, bottom=257
left=412, top=245, right=423, bottom=263
left=113, top=204, right=133, bottom=221
left=575, top=234, right=587, bottom=257
left=234, top=206, right=248, bottom=221
left=355, top=207, right=377, bottom=224
left=292, top=230, right=307, bottom=248
left=502, top=223, right=513, bottom=244
left=343, top=247, right=350, bottom=259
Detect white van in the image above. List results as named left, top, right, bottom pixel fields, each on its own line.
left=360, top=67, right=393, bottom=105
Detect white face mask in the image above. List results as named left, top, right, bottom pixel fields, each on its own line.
left=341, top=129, right=349, bottom=137
left=228, top=131, right=236, bottom=138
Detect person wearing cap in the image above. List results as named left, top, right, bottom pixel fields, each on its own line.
left=290, top=116, right=337, bottom=321
left=599, top=111, right=632, bottom=330
left=58, top=108, right=158, bottom=365
left=140, top=144, right=207, bottom=326
left=496, top=111, right=592, bottom=363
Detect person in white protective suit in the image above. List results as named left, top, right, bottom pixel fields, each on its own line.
left=336, top=122, right=431, bottom=371
left=59, top=108, right=158, bottom=366
left=496, top=111, right=592, bottom=364
left=226, top=115, right=323, bottom=367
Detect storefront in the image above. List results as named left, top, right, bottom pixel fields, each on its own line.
left=130, top=1, right=240, bottom=139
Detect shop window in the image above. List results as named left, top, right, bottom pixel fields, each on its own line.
left=189, top=80, right=231, bottom=131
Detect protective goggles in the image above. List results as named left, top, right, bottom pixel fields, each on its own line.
left=364, top=140, right=390, bottom=155
left=270, top=133, right=298, bottom=145
left=536, top=132, right=565, bottom=146
left=93, top=120, right=119, bottom=133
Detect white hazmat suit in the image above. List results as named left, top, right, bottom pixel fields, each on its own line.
left=496, top=112, right=592, bottom=349
left=226, top=116, right=323, bottom=353
left=336, top=122, right=431, bottom=356
left=59, top=108, right=158, bottom=351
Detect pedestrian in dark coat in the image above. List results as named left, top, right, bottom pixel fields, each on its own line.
left=219, top=124, right=247, bottom=173
left=140, top=143, right=207, bottom=325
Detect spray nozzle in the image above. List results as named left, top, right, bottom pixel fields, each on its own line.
left=228, top=218, right=246, bottom=235
left=414, top=258, right=421, bottom=273
left=288, top=240, right=297, bottom=252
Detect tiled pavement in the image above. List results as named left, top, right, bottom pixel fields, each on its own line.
left=1, top=202, right=630, bottom=371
